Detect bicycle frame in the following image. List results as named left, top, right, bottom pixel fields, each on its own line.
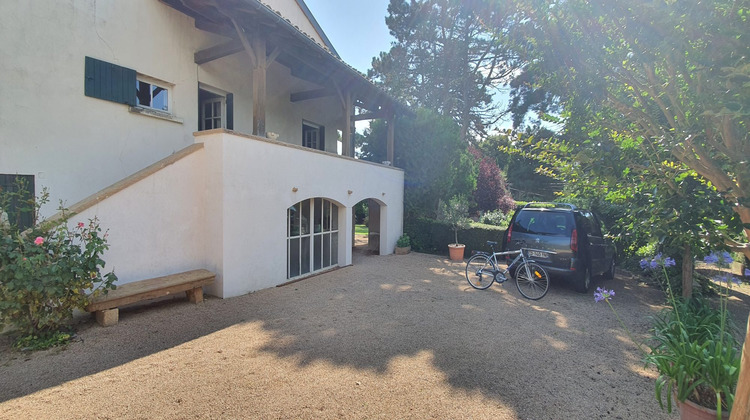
left=476, top=247, right=553, bottom=282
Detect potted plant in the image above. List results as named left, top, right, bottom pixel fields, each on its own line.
left=438, top=195, right=472, bottom=261
left=395, top=234, right=411, bottom=255
left=596, top=253, right=741, bottom=420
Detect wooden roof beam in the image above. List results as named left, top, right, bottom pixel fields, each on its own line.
left=194, top=39, right=244, bottom=64
left=290, top=88, right=335, bottom=103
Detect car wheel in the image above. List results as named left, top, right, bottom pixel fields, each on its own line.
left=575, top=266, right=591, bottom=293
left=604, top=257, right=615, bottom=280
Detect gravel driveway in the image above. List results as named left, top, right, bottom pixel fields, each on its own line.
left=2, top=245, right=747, bottom=419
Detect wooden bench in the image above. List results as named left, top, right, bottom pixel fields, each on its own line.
left=86, top=269, right=215, bottom=327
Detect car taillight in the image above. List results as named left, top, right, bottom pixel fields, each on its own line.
left=570, top=228, right=578, bottom=253
left=506, top=224, right=513, bottom=244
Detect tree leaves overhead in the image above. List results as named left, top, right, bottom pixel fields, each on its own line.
left=370, top=0, right=518, bottom=142
left=504, top=0, right=750, bottom=260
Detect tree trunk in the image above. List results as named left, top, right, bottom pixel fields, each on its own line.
left=682, top=243, right=693, bottom=299
left=731, top=315, right=750, bottom=419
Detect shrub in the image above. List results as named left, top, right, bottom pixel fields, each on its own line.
left=479, top=210, right=512, bottom=228
left=404, top=217, right=506, bottom=255
left=0, top=184, right=117, bottom=349
left=396, top=234, right=410, bottom=248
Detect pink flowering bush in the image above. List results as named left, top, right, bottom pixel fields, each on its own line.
left=0, top=185, right=116, bottom=349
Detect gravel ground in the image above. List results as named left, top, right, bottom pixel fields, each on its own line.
left=1, top=242, right=747, bottom=419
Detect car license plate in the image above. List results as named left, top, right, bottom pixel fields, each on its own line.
left=529, top=250, right=549, bottom=259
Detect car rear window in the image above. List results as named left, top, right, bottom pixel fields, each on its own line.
left=513, top=210, right=573, bottom=236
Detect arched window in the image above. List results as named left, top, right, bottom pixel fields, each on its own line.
left=287, top=198, right=339, bottom=278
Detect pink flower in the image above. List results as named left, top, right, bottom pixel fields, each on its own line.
left=34, top=236, right=45, bottom=245
left=78, top=222, right=85, bottom=228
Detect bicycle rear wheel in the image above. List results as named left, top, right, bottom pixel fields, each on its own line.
left=466, top=254, right=495, bottom=290
left=515, top=262, right=550, bottom=300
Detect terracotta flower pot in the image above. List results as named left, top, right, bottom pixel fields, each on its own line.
left=395, top=245, right=411, bottom=255
left=675, top=397, right=729, bottom=420
left=448, top=244, right=465, bottom=261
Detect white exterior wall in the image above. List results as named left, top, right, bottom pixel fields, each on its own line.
left=69, top=148, right=208, bottom=286
left=199, top=131, right=404, bottom=297
left=0, top=0, right=341, bottom=217
left=0, top=1, right=223, bottom=216
left=259, top=0, right=328, bottom=48
left=67, top=132, right=403, bottom=298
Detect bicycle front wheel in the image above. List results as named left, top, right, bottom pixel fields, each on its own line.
left=466, top=254, right=495, bottom=290
left=515, top=262, right=550, bottom=300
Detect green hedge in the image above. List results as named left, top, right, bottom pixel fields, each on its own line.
left=404, top=217, right=506, bottom=256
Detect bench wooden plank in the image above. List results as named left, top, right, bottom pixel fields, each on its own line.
left=86, top=269, right=215, bottom=312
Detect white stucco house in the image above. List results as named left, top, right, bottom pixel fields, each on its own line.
left=0, top=0, right=405, bottom=298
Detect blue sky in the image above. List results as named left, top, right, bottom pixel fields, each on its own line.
left=304, top=0, right=394, bottom=74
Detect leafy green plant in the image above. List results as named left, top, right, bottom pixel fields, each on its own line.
left=396, top=234, right=410, bottom=248
left=437, top=195, right=472, bottom=245
left=595, top=253, right=740, bottom=416
left=0, top=181, right=117, bottom=349
left=479, top=209, right=512, bottom=228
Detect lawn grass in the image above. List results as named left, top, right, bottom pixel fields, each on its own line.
left=355, top=224, right=368, bottom=235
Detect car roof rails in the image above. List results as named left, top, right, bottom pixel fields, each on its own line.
left=522, top=202, right=578, bottom=210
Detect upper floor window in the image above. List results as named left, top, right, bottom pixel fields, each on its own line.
left=303, top=121, right=325, bottom=151
left=136, top=79, right=169, bottom=112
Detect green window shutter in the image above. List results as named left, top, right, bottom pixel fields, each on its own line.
left=319, top=126, right=325, bottom=151
left=0, top=174, right=35, bottom=231
left=226, top=93, right=234, bottom=130
left=84, top=56, right=137, bottom=105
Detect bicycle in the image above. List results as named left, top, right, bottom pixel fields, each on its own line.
left=465, top=241, right=552, bottom=300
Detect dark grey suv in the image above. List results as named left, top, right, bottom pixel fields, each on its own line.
left=502, top=203, right=616, bottom=293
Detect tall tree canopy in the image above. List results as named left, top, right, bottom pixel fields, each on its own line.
left=505, top=0, right=750, bottom=264
left=359, top=109, right=477, bottom=218
left=370, top=0, right=517, bottom=142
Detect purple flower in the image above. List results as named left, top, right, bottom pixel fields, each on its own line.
left=704, top=253, right=720, bottom=265
left=640, top=259, right=649, bottom=270
left=594, top=287, right=615, bottom=302
left=745, top=268, right=750, bottom=278
left=663, top=257, right=676, bottom=267
left=641, top=254, right=675, bottom=270
left=721, top=252, right=734, bottom=264
left=713, top=273, right=741, bottom=287
left=649, top=260, right=659, bottom=269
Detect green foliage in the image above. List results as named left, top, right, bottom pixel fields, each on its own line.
left=478, top=131, right=560, bottom=202
left=504, top=0, right=750, bottom=269
left=370, top=0, right=517, bottom=141
left=479, top=210, right=512, bottom=228
left=405, top=217, right=505, bottom=256
left=0, top=181, right=117, bottom=346
left=437, top=195, right=472, bottom=245
left=648, top=298, right=740, bottom=414
left=13, top=330, right=73, bottom=351
left=359, top=108, right=477, bottom=218
left=396, top=234, right=411, bottom=248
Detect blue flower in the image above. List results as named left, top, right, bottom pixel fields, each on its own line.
left=745, top=268, right=750, bottom=278
left=704, top=253, right=720, bottom=265
left=721, top=252, right=734, bottom=264
left=713, top=273, right=741, bottom=287
left=594, top=287, right=615, bottom=302
left=663, top=257, right=676, bottom=267
left=640, top=259, right=649, bottom=270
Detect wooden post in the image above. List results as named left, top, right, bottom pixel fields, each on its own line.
left=387, top=113, right=395, bottom=165
left=732, top=316, right=750, bottom=419
left=343, top=92, right=353, bottom=157
left=252, top=31, right=267, bottom=137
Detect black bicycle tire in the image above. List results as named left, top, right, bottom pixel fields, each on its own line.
left=465, top=254, right=495, bottom=290
left=515, top=262, right=550, bottom=300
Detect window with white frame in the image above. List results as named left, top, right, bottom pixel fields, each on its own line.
left=136, top=79, right=170, bottom=112
left=287, top=198, right=339, bottom=278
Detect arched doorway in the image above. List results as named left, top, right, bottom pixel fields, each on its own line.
left=352, top=198, right=385, bottom=254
